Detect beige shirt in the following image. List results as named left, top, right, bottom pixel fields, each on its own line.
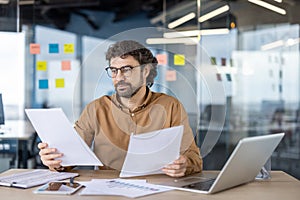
left=75, top=86, right=203, bottom=175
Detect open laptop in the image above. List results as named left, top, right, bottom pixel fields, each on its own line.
left=158, top=133, right=285, bottom=194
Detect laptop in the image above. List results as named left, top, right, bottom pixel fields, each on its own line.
left=158, top=133, right=285, bottom=194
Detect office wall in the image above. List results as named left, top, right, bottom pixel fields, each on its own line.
left=232, top=51, right=299, bottom=105
left=81, top=36, right=114, bottom=108
left=0, top=32, right=25, bottom=120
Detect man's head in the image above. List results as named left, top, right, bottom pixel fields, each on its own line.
left=105, top=40, right=158, bottom=88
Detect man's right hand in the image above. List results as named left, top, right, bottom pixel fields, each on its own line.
left=38, top=142, right=64, bottom=170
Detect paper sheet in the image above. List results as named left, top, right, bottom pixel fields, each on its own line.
left=25, top=108, right=103, bottom=166
left=79, top=179, right=172, bottom=198
left=120, top=125, right=184, bottom=177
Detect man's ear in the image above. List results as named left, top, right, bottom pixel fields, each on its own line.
left=143, top=64, right=151, bottom=78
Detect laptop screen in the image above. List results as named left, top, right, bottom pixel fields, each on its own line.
left=156, top=133, right=284, bottom=194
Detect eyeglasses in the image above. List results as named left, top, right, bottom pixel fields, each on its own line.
left=105, top=65, right=140, bottom=78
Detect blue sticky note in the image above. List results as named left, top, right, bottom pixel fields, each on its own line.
left=226, top=74, right=232, bottom=82
left=49, top=43, right=59, bottom=53
left=39, top=79, right=49, bottom=89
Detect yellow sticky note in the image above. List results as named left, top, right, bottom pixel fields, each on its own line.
left=156, top=54, right=167, bottom=65
left=64, top=43, right=74, bottom=54
left=165, top=70, right=177, bottom=81
left=61, top=60, right=71, bottom=71
left=55, top=78, right=65, bottom=88
left=30, top=43, right=40, bottom=54
left=174, top=54, right=185, bottom=65
left=36, top=61, right=47, bottom=71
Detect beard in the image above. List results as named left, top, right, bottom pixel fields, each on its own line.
left=115, top=80, right=142, bottom=98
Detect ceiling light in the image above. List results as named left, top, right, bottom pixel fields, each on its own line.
left=273, top=0, right=282, bottom=3
left=0, top=0, right=9, bottom=4
left=146, top=37, right=198, bottom=45
left=248, top=0, right=286, bottom=15
left=168, top=12, right=196, bottom=29
left=150, top=1, right=196, bottom=24
left=261, top=40, right=284, bottom=50
left=198, top=5, right=230, bottom=23
left=286, top=38, right=300, bottom=46
left=261, top=38, right=300, bottom=50
left=19, top=0, right=35, bottom=5
left=163, top=28, right=229, bottom=38
left=200, top=28, right=230, bottom=35
left=164, top=30, right=200, bottom=38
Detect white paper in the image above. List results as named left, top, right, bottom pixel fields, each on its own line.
left=25, top=108, right=103, bottom=166
left=120, top=125, right=184, bottom=177
left=79, top=179, right=172, bottom=198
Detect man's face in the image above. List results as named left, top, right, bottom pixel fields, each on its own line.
left=110, top=56, right=145, bottom=98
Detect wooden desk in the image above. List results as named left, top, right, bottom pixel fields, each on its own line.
left=0, top=169, right=300, bottom=200
left=0, top=120, right=35, bottom=168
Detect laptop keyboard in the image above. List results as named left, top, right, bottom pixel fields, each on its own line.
left=182, top=178, right=216, bottom=191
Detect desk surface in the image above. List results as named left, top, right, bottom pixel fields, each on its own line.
left=0, top=169, right=299, bottom=200
left=0, top=120, right=34, bottom=140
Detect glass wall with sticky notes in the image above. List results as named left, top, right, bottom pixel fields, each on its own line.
left=32, top=26, right=80, bottom=122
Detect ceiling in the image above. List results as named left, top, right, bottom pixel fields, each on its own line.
left=18, top=0, right=171, bottom=29
left=148, top=0, right=300, bottom=30
left=1, top=0, right=300, bottom=31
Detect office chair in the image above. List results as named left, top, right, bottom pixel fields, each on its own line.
left=18, top=132, right=46, bottom=169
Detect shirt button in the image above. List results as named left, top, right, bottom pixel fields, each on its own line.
left=131, top=113, right=135, bottom=117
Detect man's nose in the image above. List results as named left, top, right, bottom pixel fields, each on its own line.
left=115, top=69, right=125, bottom=81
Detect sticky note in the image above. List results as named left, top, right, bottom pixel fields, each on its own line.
left=226, top=74, right=232, bottom=82
left=55, top=78, right=65, bottom=88
left=61, top=60, right=71, bottom=71
left=174, top=54, right=185, bottom=66
left=39, top=79, right=48, bottom=89
left=279, top=84, right=282, bottom=93
left=64, top=43, right=74, bottom=54
left=165, top=70, right=177, bottom=81
left=36, top=61, right=47, bottom=71
left=211, top=57, right=216, bottom=65
left=49, top=43, right=59, bottom=53
left=30, top=43, right=40, bottom=54
left=216, top=73, right=222, bottom=81
left=156, top=54, right=167, bottom=65
left=221, top=58, right=226, bottom=66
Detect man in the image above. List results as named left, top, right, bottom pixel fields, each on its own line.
left=38, top=40, right=202, bottom=177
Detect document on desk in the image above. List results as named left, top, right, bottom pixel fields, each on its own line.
left=25, top=108, right=103, bottom=166
left=120, top=125, right=184, bottom=177
left=79, top=179, right=172, bottom=198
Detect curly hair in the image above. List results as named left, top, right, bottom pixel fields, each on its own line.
left=106, top=40, right=158, bottom=87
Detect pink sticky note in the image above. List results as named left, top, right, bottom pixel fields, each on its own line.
left=166, top=70, right=177, bottom=81
left=221, top=58, right=226, bottom=66
left=216, top=73, right=222, bottom=81
left=61, top=60, right=71, bottom=71
left=30, top=43, right=40, bottom=54
left=156, top=54, right=167, bottom=65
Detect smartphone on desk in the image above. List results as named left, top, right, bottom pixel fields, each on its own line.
left=34, top=181, right=83, bottom=195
